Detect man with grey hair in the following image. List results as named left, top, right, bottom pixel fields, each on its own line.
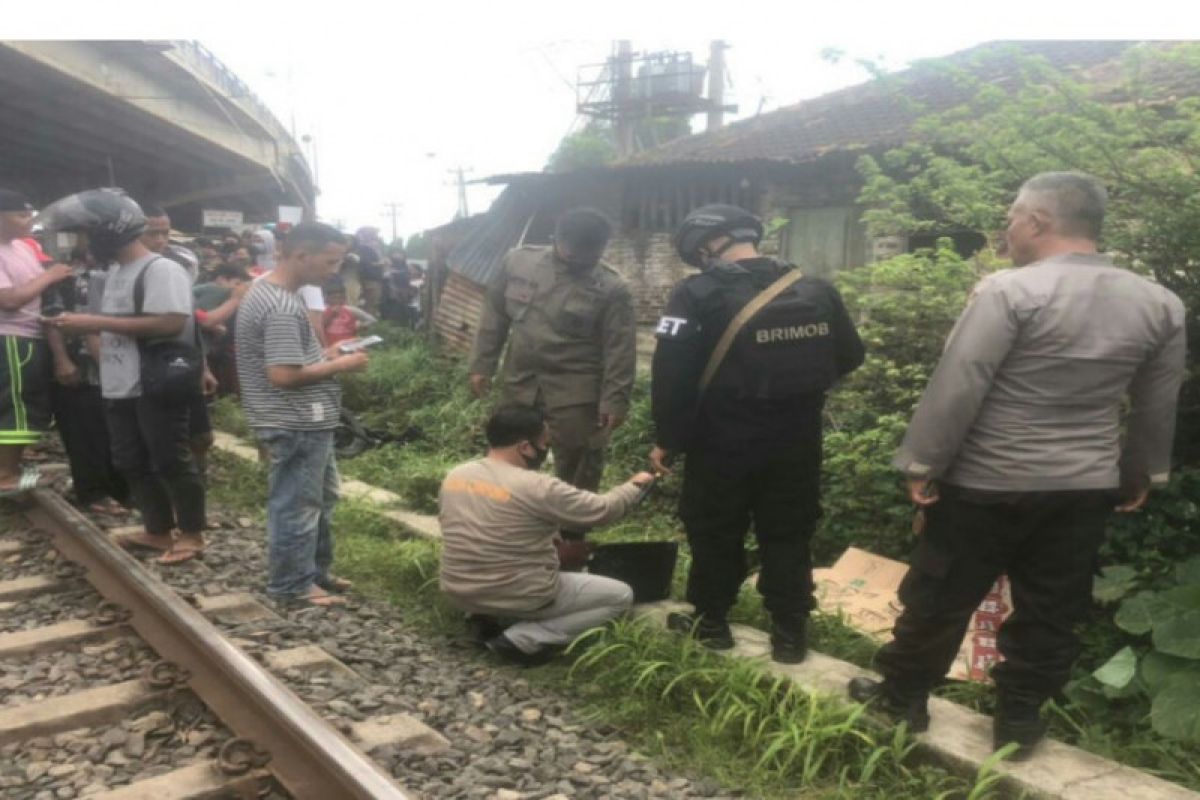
left=849, top=172, right=1186, bottom=759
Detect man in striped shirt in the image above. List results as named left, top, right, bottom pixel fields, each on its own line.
left=236, top=223, right=367, bottom=606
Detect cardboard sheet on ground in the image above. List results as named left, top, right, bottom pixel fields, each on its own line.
left=812, top=547, right=1012, bottom=683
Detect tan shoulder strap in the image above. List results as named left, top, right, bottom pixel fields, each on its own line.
left=697, top=268, right=804, bottom=395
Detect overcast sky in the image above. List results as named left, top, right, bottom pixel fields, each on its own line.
left=14, top=0, right=1200, bottom=239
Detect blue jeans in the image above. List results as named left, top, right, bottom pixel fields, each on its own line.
left=257, top=428, right=339, bottom=599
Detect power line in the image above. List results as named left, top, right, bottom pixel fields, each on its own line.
left=445, top=167, right=474, bottom=218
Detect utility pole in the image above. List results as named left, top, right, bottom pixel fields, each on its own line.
left=381, top=202, right=404, bottom=243
left=301, top=134, right=320, bottom=194
left=707, top=40, right=728, bottom=132
left=613, top=40, right=635, bottom=158
left=447, top=167, right=473, bottom=218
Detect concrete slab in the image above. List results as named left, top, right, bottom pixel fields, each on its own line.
left=0, top=680, right=161, bottom=745
left=350, top=714, right=449, bottom=755
left=263, top=645, right=361, bottom=683
left=380, top=509, right=442, bottom=541
left=341, top=479, right=403, bottom=506
left=0, top=619, right=124, bottom=658
left=193, top=592, right=277, bottom=623
left=89, top=760, right=269, bottom=800
left=632, top=601, right=1200, bottom=800
left=0, top=574, right=65, bottom=601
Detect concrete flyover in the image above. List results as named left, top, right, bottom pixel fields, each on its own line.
left=0, top=40, right=315, bottom=228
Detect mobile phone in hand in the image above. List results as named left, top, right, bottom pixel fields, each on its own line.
left=338, top=335, right=383, bottom=354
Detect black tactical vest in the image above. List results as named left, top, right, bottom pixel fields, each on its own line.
left=701, top=262, right=841, bottom=399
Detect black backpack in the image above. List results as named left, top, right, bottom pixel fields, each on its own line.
left=132, top=257, right=204, bottom=403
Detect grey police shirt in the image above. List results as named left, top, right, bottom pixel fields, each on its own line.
left=97, top=254, right=196, bottom=400
left=894, top=253, right=1186, bottom=492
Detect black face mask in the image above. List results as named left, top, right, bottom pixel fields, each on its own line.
left=553, top=240, right=602, bottom=272
left=558, top=254, right=598, bottom=273
left=521, top=442, right=550, bottom=471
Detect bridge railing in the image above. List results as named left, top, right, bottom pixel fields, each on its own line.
left=169, top=41, right=309, bottom=170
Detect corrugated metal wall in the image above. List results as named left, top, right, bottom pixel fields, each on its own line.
left=433, top=272, right=486, bottom=354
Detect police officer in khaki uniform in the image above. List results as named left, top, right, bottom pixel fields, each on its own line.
left=468, top=208, right=636, bottom=532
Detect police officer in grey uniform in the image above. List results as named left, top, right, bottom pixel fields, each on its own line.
left=469, top=208, right=636, bottom=539
left=650, top=205, right=864, bottom=664
left=849, top=172, right=1187, bottom=759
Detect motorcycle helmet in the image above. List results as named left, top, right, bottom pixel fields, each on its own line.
left=36, top=188, right=146, bottom=264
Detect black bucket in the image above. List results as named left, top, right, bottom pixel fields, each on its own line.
left=587, top=541, right=678, bottom=603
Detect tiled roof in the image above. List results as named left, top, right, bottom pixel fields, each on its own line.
left=623, top=41, right=1148, bottom=167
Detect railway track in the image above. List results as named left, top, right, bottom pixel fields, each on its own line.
left=1, top=489, right=416, bottom=800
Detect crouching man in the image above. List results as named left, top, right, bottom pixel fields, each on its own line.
left=439, top=404, right=655, bottom=665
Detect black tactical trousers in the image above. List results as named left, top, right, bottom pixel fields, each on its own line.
left=679, top=446, right=821, bottom=622
left=876, top=485, right=1112, bottom=704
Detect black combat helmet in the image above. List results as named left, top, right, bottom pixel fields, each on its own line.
left=673, top=204, right=764, bottom=269
left=36, top=188, right=146, bottom=263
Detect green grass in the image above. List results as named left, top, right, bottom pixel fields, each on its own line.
left=210, top=396, right=251, bottom=440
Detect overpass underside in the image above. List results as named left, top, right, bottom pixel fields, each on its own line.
left=0, top=40, right=314, bottom=230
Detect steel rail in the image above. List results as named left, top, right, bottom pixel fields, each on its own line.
left=29, top=488, right=409, bottom=800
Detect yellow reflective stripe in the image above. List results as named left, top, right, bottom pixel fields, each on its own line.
left=4, top=336, right=31, bottom=435
left=0, top=432, right=38, bottom=444
left=5, top=337, right=21, bottom=433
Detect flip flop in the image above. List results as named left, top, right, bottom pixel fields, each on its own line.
left=88, top=499, right=128, bottom=515
left=158, top=543, right=205, bottom=565
left=305, top=587, right=347, bottom=606
left=0, top=468, right=43, bottom=498
left=114, top=532, right=174, bottom=553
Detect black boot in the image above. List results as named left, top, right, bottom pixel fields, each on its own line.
left=465, top=614, right=503, bottom=646
left=847, top=677, right=931, bottom=733
left=993, top=693, right=1047, bottom=760
left=667, top=612, right=735, bottom=650
left=770, top=614, right=808, bottom=664
left=484, top=632, right=556, bottom=667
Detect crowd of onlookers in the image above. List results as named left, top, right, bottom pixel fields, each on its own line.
left=0, top=187, right=420, bottom=587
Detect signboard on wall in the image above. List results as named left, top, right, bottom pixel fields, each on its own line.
left=201, top=209, right=244, bottom=228
left=277, top=206, right=303, bottom=225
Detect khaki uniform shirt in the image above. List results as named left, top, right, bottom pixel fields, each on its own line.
left=437, top=458, right=642, bottom=614
left=895, top=253, right=1186, bottom=491
left=469, top=246, right=636, bottom=414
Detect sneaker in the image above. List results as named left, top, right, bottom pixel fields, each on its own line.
left=484, top=633, right=556, bottom=667
left=770, top=616, right=808, bottom=664
left=666, top=612, right=735, bottom=651
left=993, top=698, right=1047, bottom=759
left=847, top=677, right=931, bottom=733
